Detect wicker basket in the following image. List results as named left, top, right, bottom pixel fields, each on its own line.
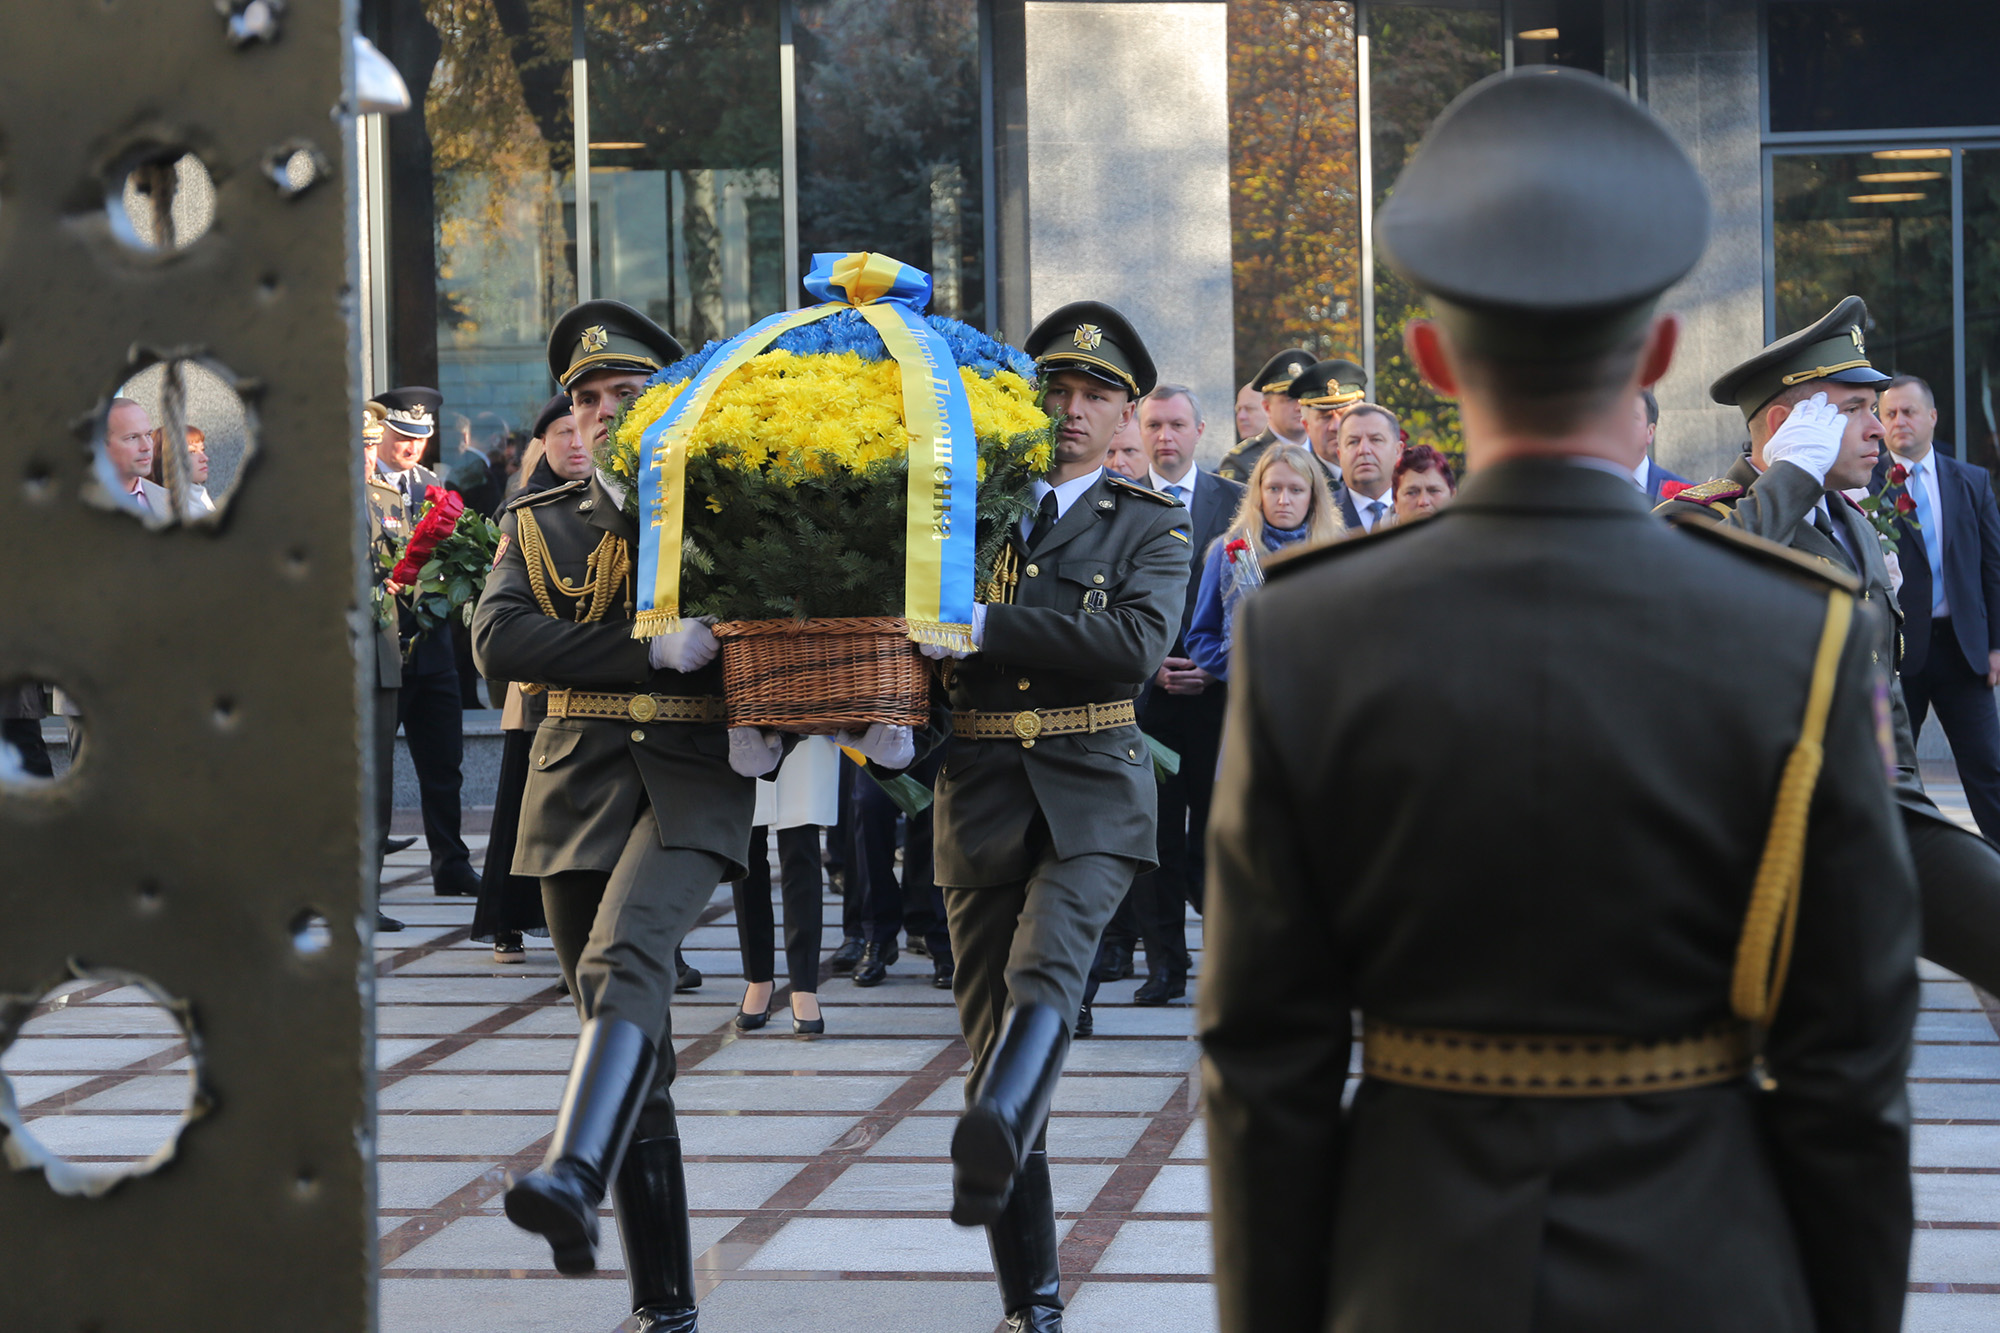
left=710, top=617, right=930, bottom=735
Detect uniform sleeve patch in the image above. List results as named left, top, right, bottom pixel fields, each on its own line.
left=1169, top=528, right=1189, bottom=543
left=491, top=532, right=512, bottom=569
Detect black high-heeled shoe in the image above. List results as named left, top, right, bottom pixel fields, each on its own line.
left=734, top=992, right=772, bottom=1031
left=791, top=998, right=825, bottom=1036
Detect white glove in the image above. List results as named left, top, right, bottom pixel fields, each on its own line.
left=649, top=619, right=718, bottom=673
left=1883, top=549, right=1904, bottom=596
left=834, top=723, right=915, bottom=769
left=1763, top=391, right=1844, bottom=484
left=727, top=727, right=784, bottom=778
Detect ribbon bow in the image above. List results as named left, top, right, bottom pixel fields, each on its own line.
left=632, top=251, right=978, bottom=651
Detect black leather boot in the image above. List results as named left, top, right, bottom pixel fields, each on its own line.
left=616, top=1134, right=700, bottom=1332
left=951, top=1003, right=1069, bottom=1226
left=504, top=1018, right=658, bottom=1275
left=988, top=1149, right=1063, bottom=1332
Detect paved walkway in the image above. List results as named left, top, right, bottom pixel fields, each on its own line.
left=5, top=777, right=2000, bottom=1330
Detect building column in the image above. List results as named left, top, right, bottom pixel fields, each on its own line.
left=1011, top=1, right=1236, bottom=453
left=1645, top=0, right=1764, bottom=482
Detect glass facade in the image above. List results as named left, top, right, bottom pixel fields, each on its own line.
left=1765, top=2, right=2000, bottom=476
left=368, top=0, right=989, bottom=455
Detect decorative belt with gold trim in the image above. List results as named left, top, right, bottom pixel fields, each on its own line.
left=1361, top=1019, right=1751, bottom=1097
left=543, top=688, right=725, bottom=725
left=951, top=700, right=1137, bottom=748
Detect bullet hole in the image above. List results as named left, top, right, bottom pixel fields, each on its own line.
left=0, top=966, right=208, bottom=1198
left=105, top=146, right=214, bottom=255
left=87, top=354, right=257, bottom=528
left=290, top=910, right=331, bottom=957
left=262, top=141, right=327, bottom=199
left=211, top=696, right=239, bottom=731
left=0, top=679, right=80, bottom=788
left=22, top=460, right=53, bottom=505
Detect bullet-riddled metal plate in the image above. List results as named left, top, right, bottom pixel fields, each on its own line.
left=0, top=2, right=375, bottom=1329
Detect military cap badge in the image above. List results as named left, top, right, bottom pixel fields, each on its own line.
left=1073, top=324, right=1103, bottom=351
left=580, top=325, right=609, bottom=354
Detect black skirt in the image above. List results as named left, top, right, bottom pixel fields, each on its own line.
left=470, top=728, right=548, bottom=940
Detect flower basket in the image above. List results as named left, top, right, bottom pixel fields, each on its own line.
left=711, top=617, right=929, bottom=735
left=606, top=251, right=1052, bottom=732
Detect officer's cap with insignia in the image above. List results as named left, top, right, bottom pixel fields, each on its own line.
left=1378, top=67, right=1710, bottom=363
left=1253, top=348, right=1316, bottom=395
left=531, top=393, right=574, bottom=441
left=362, top=401, right=387, bottom=448
left=1288, top=358, right=1368, bottom=409
left=367, top=387, right=443, bottom=440
left=546, top=299, right=686, bottom=390
left=1024, top=301, right=1157, bottom=398
left=1709, top=295, right=1891, bottom=422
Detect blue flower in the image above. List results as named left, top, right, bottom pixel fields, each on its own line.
left=644, top=307, right=1035, bottom=386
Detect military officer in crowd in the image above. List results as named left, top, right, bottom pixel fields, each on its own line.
left=1215, top=348, right=1314, bottom=483
left=473, top=300, right=750, bottom=1332
left=362, top=403, right=412, bottom=932
left=370, top=386, right=482, bottom=899
left=1658, top=296, right=2000, bottom=995
left=1285, top=357, right=1368, bottom=483
left=1201, top=68, right=1918, bottom=1333
left=888, top=302, right=1188, bottom=1331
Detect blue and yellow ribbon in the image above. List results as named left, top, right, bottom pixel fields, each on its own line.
left=631, top=252, right=979, bottom=651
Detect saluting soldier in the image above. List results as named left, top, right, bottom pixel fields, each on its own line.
left=473, top=300, right=746, bottom=1333
left=1215, top=348, right=1314, bottom=483
left=1658, top=297, right=2000, bottom=994
left=906, top=302, right=1190, bottom=1331
left=1201, top=68, right=1918, bottom=1333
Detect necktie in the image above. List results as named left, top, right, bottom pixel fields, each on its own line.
left=1025, top=490, right=1061, bottom=551
left=1169, top=483, right=1188, bottom=506
left=1811, top=506, right=1854, bottom=571
left=1912, top=463, right=1944, bottom=613
left=1365, top=499, right=1387, bottom=529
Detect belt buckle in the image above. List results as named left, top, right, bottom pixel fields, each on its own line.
left=1011, top=709, right=1041, bottom=746
left=628, top=694, right=659, bottom=723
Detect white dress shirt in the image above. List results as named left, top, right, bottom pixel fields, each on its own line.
left=1350, top=489, right=1391, bottom=533
left=1020, top=467, right=1105, bottom=541
left=1149, top=466, right=1197, bottom=527
left=1631, top=456, right=1653, bottom=493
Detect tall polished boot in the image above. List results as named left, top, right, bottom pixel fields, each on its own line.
left=951, top=1002, right=1069, bottom=1226
left=988, top=1149, right=1063, bottom=1332
left=616, top=1134, right=700, bottom=1332
left=504, top=1017, right=657, bottom=1275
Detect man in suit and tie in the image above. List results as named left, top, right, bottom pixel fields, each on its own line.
left=1131, top=384, right=1243, bottom=1004
left=1633, top=387, right=1689, bottom=498
left=1878, top=374, right=2000, bottom=842
left=1332, top=403, right=1403, bottom=533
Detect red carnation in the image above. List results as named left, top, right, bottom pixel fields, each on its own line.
left=1895, top=493, right=1918, bottom=515
left=1889, top=463, right=1910, bottom=485
left=1224, top=537, right=1250, bottom=563
left=390, top=485, right=467, bottom=587
left=1658, top=480, right=1693, bottom=502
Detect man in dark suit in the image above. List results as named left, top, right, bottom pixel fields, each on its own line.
left=1633, top=387, right=1688, bottom=498
left=1129, top=383, right=1243, bottom=1004
left=1331, top=402, right=1402, bottom=533
left=372, top=387, right=481, bottom=899
left=1878, top=373, right=2000, bottom=842
left=1203, top=68, right=1918, bottom=1333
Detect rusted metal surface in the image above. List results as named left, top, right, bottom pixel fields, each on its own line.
left=0, top=2, right=374, bottom=1328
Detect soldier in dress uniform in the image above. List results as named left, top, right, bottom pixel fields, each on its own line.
left=899, top=301, right=1189, bottom=1331
left=1658, top=297, right=2000, bottom=994
left=1285, top=357, right=1368, bottom=484
left=1215, top=348, right=1314, bottom=483
left=1201, top=68, right=1918, bottom=1333
left=473, top=300, right=746, bottom=1332
left=362, top=402, right=410, bottom=932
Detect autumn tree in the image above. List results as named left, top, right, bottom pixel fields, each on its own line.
left=1227, top=2, right=1362, bottom=397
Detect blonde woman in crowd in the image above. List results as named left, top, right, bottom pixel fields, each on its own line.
left=1185, top=444, right=1341, bottom=679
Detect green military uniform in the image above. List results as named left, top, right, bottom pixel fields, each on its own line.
left=1657, top=298, right=2000, bottom=995
left=1201, top=69, right=1919, bottom=1333
left=364, top=468, right=406, bottom=850
left=920, top=301, right=1189, bottom=1332
left=1285, top=358, right=1367, bottom=486
left=473, top=302, right=721, bottom=1332
left=1215, top=347, right=1315, bottom=483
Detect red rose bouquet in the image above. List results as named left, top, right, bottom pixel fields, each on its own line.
left=379, top=485, right=501, bottom=649
left=1858, top=460, right=1920, bottom=553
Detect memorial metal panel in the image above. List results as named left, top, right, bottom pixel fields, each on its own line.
left=0, top=3, right=374, bottom=1329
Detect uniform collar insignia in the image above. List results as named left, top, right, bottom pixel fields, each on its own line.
left=1072, top=324, right=1102, bottom=351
